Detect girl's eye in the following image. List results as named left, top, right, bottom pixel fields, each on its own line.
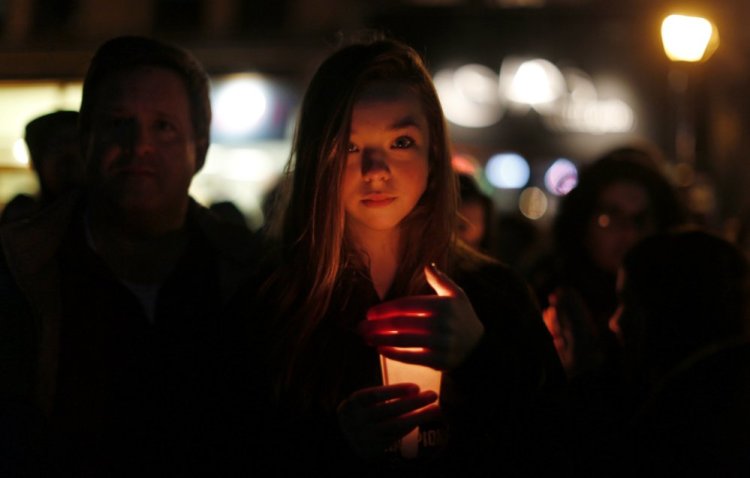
left=392, top=136, right=414, bottom=149
left=347, top=142, right=359, bottom=153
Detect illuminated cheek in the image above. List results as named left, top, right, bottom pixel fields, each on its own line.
left=340, top=171, right=359, bottom=206
left=180, top=150, right=200, bottom=178
left=341, top=190, right=359, bottom=216
left=405, top=171, right=429, bottom=206
left=417, top=163, right=429, bottom=192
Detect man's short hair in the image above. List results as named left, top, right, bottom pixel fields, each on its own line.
left=79, top=36, right=212, bottom=169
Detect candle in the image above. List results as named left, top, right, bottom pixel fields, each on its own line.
left=379, top=351, right=442, bottom=458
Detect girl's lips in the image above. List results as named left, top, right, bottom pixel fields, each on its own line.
left=362, top=195, right=396, bottom=207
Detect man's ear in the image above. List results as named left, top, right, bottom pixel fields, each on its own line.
left=195, top=138, right=209, bottom=173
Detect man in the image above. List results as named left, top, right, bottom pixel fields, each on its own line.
left=0, top=110, right=85, bottom=224
left=0, top=36, right=259, bottom=476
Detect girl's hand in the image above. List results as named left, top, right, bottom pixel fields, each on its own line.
left=337, top=383, right=440, bottom=460
left=360, top=264, right=485, bottom=371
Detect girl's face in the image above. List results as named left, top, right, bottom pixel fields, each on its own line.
left=585, top=180, right=655, bottom=273
left=341, top=82, right=430, bottom=237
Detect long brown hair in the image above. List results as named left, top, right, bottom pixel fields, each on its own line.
left=264, top=38, right=459, bottom=402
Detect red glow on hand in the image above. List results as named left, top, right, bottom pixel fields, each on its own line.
left=373, top=328, right=429, bottom=336
left=366, top=309, right=431, bottom=321
left=382, top=346, right=427, bottom=354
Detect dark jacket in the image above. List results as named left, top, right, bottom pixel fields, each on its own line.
left=0, top=192, right=260, bottom=476
left=255, top=256, right=566, bottom=477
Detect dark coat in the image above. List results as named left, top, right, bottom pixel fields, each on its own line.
left=254, top=256, right=566, bottom=477
left=0, top=192, right=260, bottom=476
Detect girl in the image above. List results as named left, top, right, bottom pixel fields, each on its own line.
left=257, top=38, right=564, bottom=475
left=538, top=147, right=685, bottom=377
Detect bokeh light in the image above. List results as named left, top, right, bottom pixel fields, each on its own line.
left=505, top=58, right=566, bottom=109
left=213, top=76, right=268, bottom=137
left=674, top=162, right=696, bottom=187
left=485, top=152, right=530, bottom=189
left=687, top=179, right=716, bottom=215
left=434, top=64, right=504, bottom=128
left=12, top=138, right=29, bottom=165
left=519, top=187, right=548, bottom=220
left=544, top=158, right=578, bottom=195
left=220, top=148, right=275, bottom=182
left=199, top=145, right=277, bottom=183
left=451, top=152, right=480, bottom=176
left=565, top=68, right=598, bottom=103
left=546, top=68, right=635, bottom=134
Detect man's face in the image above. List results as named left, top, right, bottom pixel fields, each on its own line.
left=86, top=66, right=199, bottom=222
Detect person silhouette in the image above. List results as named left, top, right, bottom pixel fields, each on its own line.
left=0, top=36, right=259, bottom=476
left=611, top=230, right=750, bottom=475
left=457, top=173, right=494, bottom=254
left=1, top=110, right=84, bottom=224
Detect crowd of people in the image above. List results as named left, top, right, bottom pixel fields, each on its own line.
left=0, top=34, right=748, bottom=477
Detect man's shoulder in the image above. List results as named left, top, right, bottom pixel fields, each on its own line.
left=188, top=199, right=261, bottom=265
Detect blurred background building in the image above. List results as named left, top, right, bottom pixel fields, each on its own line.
left=0, top=0, right=749, bottom=235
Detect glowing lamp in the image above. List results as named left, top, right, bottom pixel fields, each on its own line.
left=661, top=14, right=719, bottom=62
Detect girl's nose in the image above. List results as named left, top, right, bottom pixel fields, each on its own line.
left=361, top=148, right=390, bottom=182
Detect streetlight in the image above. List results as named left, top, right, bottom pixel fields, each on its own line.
left=661, top=14, right=719, bottom=63
left=660, top=13, right=719, bottom=221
